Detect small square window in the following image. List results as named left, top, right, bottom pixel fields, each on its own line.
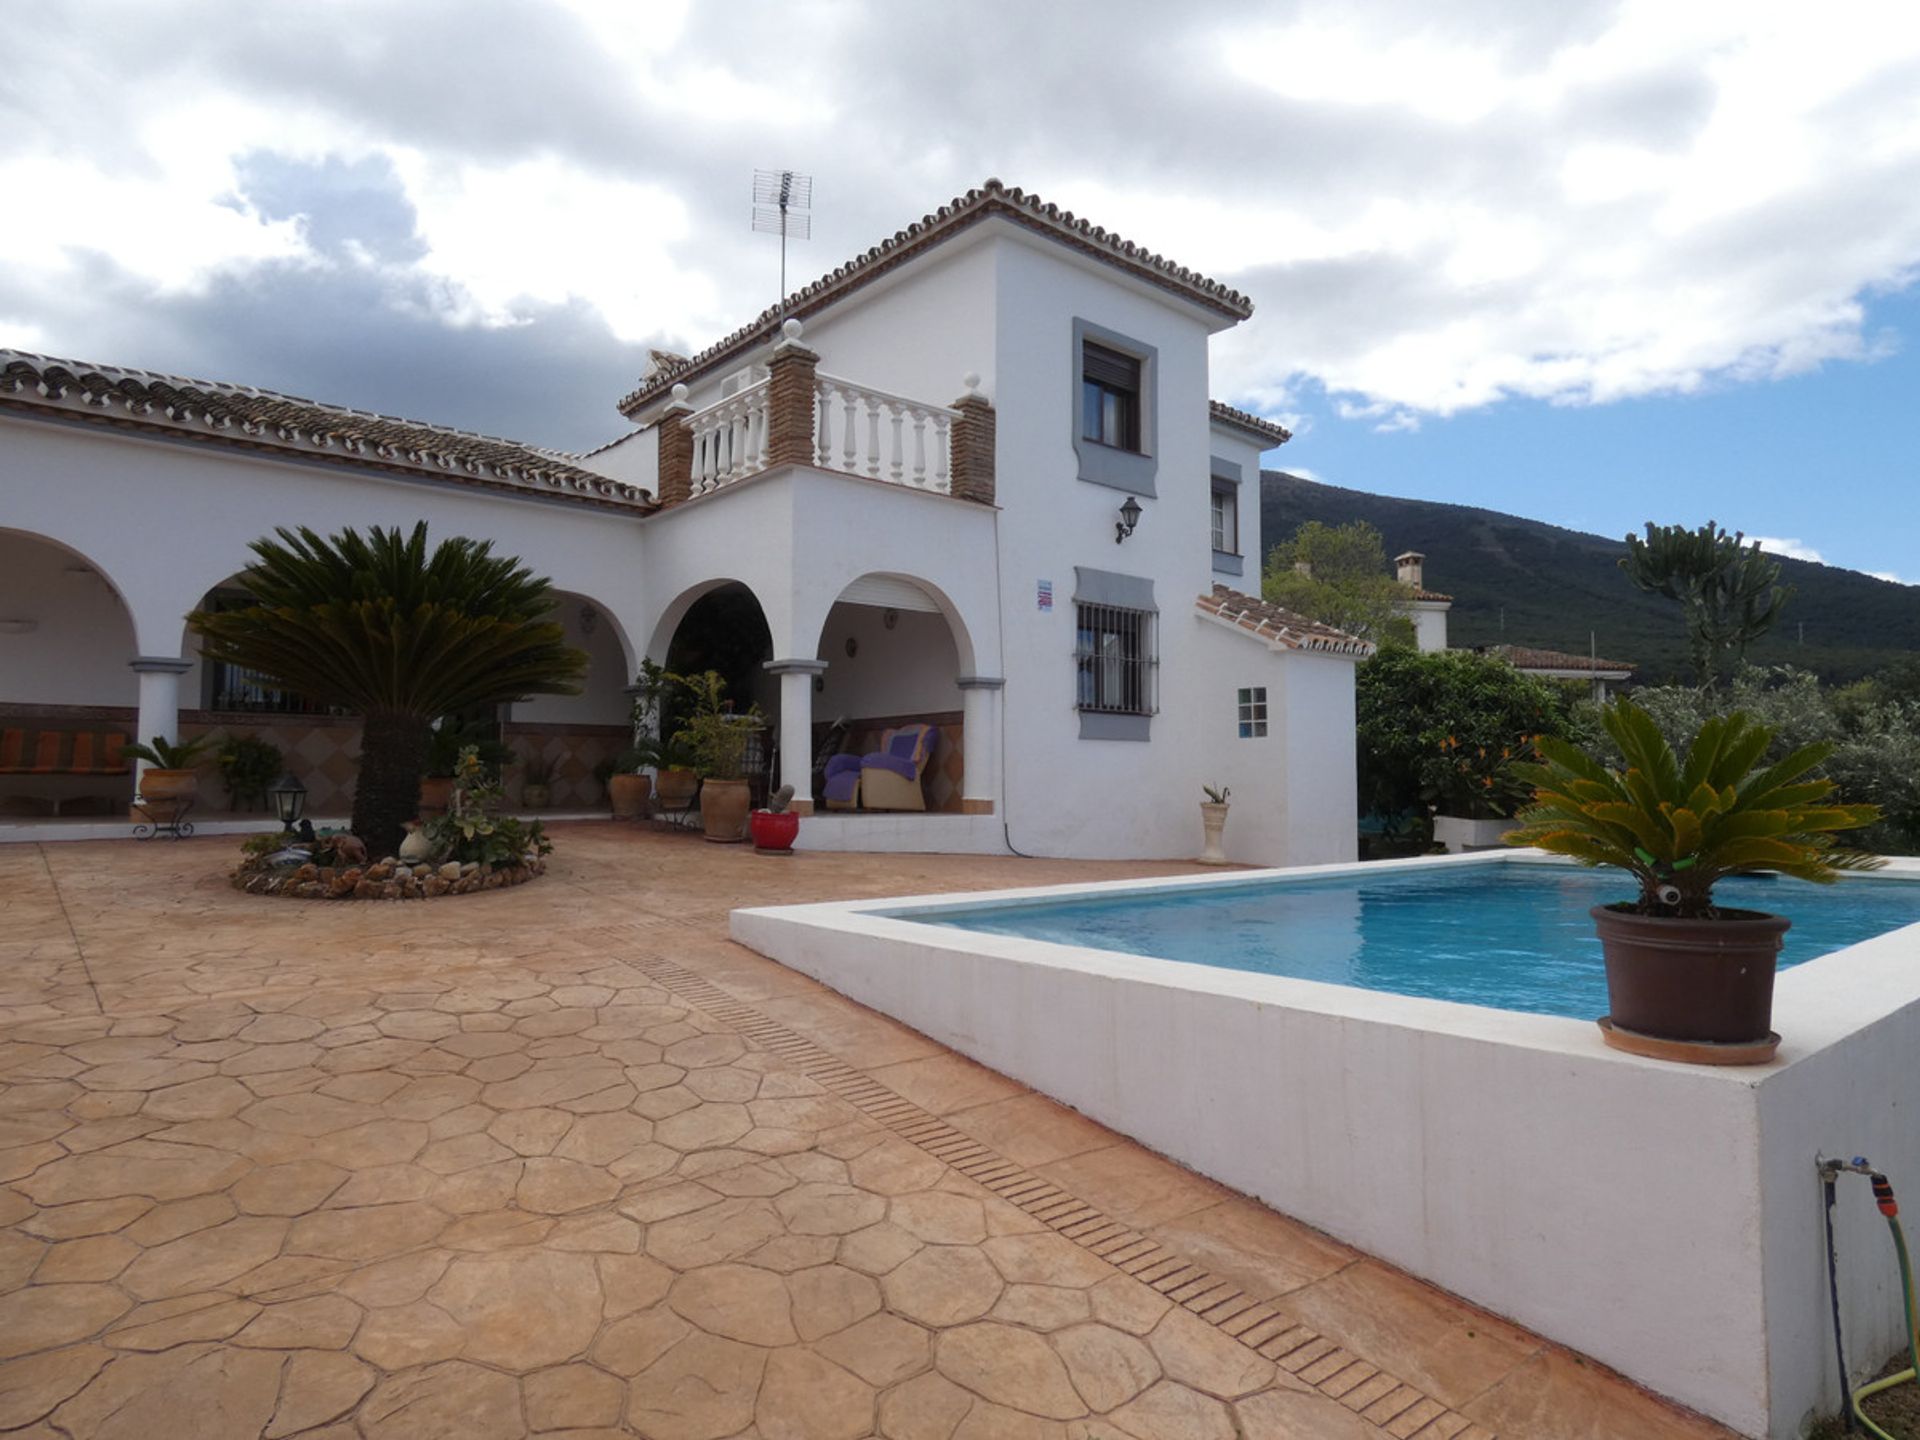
left=1081, top=342, right=1142, bottom=452
left=1237, top=686, right=1268, bottom=738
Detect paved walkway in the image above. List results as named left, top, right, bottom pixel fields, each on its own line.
left=0, top=827, right=1735, bottom=1439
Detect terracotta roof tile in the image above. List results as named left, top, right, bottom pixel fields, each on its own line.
left=1485, top=644, right=1634, bottom=674
left=1409, top=587, right=1454, bottom=602
left=0, top=350, right=653, bottom=511
left=1196, top=584, right=1374, bottom=656
left=620, top=178, right=1255, bottom=418
left=1208, top=401, right=1291, bottom=445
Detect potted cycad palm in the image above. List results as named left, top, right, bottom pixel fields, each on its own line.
left=1506, top=701, right=1881, bottom=1063
left=124, top=733, right=220, bottom=818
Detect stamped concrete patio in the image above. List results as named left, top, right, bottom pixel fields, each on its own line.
left=0, top=826, right=1736, bottom=1440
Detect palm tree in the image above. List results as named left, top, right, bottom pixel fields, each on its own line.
left=190, top=523, right=585, bottom=859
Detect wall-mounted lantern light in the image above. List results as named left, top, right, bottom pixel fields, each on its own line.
left=1114, top=496, right=1143, bottom=544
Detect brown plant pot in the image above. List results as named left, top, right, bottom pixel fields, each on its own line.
left=137, top=768, right=197, bottom=821
left=1591, top=903, right=1789, bottom=1051
left=608, top=773, right=651, bottom=820
left=655, top=767, right=700, bottom=810
left=700, top=778, right=752, bottom=843
left=419, top=776, right=455, bottom=815
left=522, top=784, right=551, bottom=810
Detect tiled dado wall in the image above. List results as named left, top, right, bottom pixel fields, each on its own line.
left=815, top=710, right=965, bottom=813
left=1, top=704, right=624, bottom=818
left=499, top=721, right=628, bottom=811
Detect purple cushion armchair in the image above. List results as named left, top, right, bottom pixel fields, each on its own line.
left=823, top=752, right=863, bottom=812
left=859, top=724, right=937, bottom=812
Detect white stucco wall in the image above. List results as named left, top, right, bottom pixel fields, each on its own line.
left=512, top=590, right=634, bottom=725
left=0, top=529, right=139, bottom=705
left=1179, top=616, right=1360, bottom=866
left=1411, top=601, right=1449, bottom=653
left=0, top=415, right=653, bottom=693
left=813, top=603, right=962, bottom=721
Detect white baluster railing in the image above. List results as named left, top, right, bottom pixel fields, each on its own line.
left=813, top=374, right=956, bottom=494
left=687, top=380, right=771, bottom=494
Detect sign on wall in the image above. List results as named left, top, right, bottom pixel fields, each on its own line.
left=1037, top=580, right=1053, bottom=612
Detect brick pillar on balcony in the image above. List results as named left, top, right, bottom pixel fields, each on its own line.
left=765, top=319, right=820, bottom=470
left=950, top=375, right=996, bottom=506
left=655, top=384, right=694, bottom=507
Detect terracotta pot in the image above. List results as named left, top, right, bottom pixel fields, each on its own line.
left=1591, top=904, right=1788, bottom=1047
left=700, top=778, right=752, bottom=843
left=655, top=767, right=700, bottom=810
left=749, top=809, right=800, bottom=853
left=138, top=768, right=197, bottom=821
left=522, top=784, right=551, bottom=810
left=608, top=773, right=650, bottom=820
left=1198, top=802, right=1230, bottom=865
left=419, top=776, right=455, bottom=815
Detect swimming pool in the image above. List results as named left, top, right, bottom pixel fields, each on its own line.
left=734, top=853, right=1920, bottom=1435
left=911, top=863, right=1920, bottom=1019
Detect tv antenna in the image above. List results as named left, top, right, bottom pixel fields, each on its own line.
left=752, top=169, right=813, bottom=316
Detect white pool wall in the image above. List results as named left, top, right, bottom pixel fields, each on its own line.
left=732, top=853, right=1920, bottom=1440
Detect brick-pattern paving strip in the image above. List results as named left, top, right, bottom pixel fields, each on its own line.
left=635, top=955, right=1493, bottom=1440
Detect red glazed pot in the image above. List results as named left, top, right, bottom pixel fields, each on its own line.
left=749, top=809, right=800, bottom=853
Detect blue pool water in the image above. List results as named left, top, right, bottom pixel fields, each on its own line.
left=914, top=865, right=1920, bottom=1019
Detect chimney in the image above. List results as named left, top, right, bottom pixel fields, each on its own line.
left=1395, top=550, right=1425, bottom=590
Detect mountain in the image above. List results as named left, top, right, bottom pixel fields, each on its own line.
left=1259, top=471, right=1920, bottom=685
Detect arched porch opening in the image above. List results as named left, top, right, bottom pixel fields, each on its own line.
left=649, top=581, right=778, bottom=810
left=806, top=574, right=995, bottom=817
left=503, top=589, right=642, bottom=810
left=0, top=528, right=140, bottom=817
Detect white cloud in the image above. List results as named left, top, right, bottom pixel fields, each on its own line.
left=1752, top=536, right=1825, bottom=564
left=2, top=0, right=1919, bottom=441
left=1869, top=570, right=1911, bottom=586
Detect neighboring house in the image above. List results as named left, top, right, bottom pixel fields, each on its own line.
left=1477, top=645, right=1635, bottom=702
left=1388, top=551, right=1633, bottom=699
left=0, top=178, right=1369, bottom=865
left=1394, top=551, right=1453, bottom=652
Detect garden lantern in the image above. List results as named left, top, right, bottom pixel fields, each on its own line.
left=270, top=773, right=307, bottom=833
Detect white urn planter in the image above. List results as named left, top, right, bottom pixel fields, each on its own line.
left=1198, top=801, right=1231, bottom=864
left=1432, top=814, right=1518, bottom=853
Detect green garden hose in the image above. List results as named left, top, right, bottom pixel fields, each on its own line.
left=1824, top=1160, right=1919, bottom=1439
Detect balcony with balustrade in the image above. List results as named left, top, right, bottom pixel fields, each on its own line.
left=651, top=319, right=995, bottom=512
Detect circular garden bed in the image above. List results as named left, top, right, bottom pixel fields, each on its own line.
left=232, top=851, right=546, bottom=899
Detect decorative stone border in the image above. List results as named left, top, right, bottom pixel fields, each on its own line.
left=232, top=854, right=547, bottom=899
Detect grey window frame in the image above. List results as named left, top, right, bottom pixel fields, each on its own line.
left=1072, top=567, right=1158, bottom=741
left=1211, top=457, right=1243, bottom=575
left=1072, top=318, right=1157, bottom=496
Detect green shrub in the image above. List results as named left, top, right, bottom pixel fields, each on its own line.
left=217, top=735, right=283, bottom=810
left=1357, top=647, right=1578, bottom=820
left=1604, top=666, right=1920, bottom=855
left=421, top=746, right=551, bottom=865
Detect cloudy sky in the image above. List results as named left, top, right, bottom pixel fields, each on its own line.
left=5, top=0, right=1919, bottom=579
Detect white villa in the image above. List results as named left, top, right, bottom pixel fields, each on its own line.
left=0, top=178, right=1371, bottom=864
